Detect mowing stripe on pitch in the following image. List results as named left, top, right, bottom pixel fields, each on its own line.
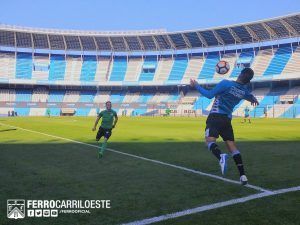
left=0, top=122, right=270, bottom=193
left=122, top=185, right=300, bottom=225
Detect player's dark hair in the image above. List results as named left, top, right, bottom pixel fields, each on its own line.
left=106, top=101, right=111, bottom=105
left=239, top=68, right=254, bottom=84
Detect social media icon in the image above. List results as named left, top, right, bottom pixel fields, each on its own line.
left=35, top=209, right=42, bottom=217
left=27, top=210, right=34, bottom=217
left=43, top=209, right=50, bottom=217
left=51, top=210, right=58, bottom=217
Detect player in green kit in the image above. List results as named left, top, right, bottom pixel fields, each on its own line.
left=92, top=101, right=118, bottom=158
left=46, top=108, right=51, bottom=118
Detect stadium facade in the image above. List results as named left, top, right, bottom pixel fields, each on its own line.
left=0, top=13, right=300, bottom=118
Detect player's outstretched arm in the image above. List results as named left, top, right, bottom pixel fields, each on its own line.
left=190, top=79, right=227, bottom=99
left=92, top=115, right=101, bottom=131
left=112, top=114, right=118, bottom=129
left=244, top=93, right=259, bottom=106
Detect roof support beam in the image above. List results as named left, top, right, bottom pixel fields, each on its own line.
left=244, top=25, right=259, bottom=41
left=62, top=36, right=67, bottom=51
left=46, top=34, right=51, bottom=50
left=165, top=35, right=176, bottom=50
left=151, top=35, right=160, bottom=51
left=92, top=36, right=99, bottom=52
left=196, top=32, right=208, bottom=47
left=280, top=19, right=298, bottom=36
left=14, top=31, right=17, bottom=50
left=78, top=36, right=83, bottom=53
left=181, top=33, right=192, bottom=48
left=122, top=36, right=130, bottom=51
left=30, top=33, right=34, bottom=52
left=262, top=23, right=277, bottom=39
left=107, top=37, right=114, bottom=52
left=136, top=36, right=145, bottom=51
left=212, top=30, right=224, bottom=45
left=228, top=27, right=241, bottom=43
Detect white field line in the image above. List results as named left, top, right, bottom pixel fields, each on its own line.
left=122, top=185, right=300, bottom=225
left=0, top=122, right=270, bottom=193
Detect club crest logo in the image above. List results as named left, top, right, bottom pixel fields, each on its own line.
left=7, top=199, right=25, bottom=219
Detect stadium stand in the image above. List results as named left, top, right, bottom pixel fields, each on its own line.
left=0, top=14, right=300, bottom=117
left=124, top=57, right=143, bottom=81
left=139, top=56, right=158, bottom=81
left=0, top=52, right=16, bottom=79
left=263, top=46, right=292, bottom=76
left=16, top=53, right=32, bottom=79
left=182, top=56, right=205, bottom=82
left=251, top=48, right=274, bottom=76
left=65, top=55, right=82, bottom=81
left=198, top=52, right=220, bottom=80
left=80, top=56, right=97, bottom=81
left=154, top=56, right=174, bottom=81
left=94, top=57, right=111, bottom=82
left=32, top=54, right=50, bottom=80
left=109, top=57, right=127, bottom=81
left=49, top=55, right=66, bottom=81
left=168, top=56, right=188, bottom=81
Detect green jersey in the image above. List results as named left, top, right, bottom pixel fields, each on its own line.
left=98, top=109, right=117, bottom=129
left=165, top=108, right=171, bottom=116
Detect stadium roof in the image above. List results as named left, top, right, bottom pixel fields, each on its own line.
left=0, top=13, right=299, bottom=52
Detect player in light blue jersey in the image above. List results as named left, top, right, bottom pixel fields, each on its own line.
left=190, top=68, right=259, bottom=185
left=243, top=106, right=251, bottom=123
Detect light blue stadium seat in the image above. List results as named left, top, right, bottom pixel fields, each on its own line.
left=110, top=92, right=125, bottom=103
left=48, top=90, right=65, bottom=102
left=230, top=50, right=254, bottom=77
left=15, top=108, right=30, bottom=116
left=49, top=55, right=66, bottom=81
left=137, top=94, right=154, bottom=103
left=79, top=91, right=97, bottom=102
left=198, top=53, right=220, bottom=79
left=139, top=57, right=157, bottom=81
left=168, top=56, right=188, bottom=80
left=76, top=108, right=91, bottom=116
left=263, top=47, right=292, bottom=76
left=193, top=96, right=212, bottom=110
left=134, top=108, right=147, bottom=116
left=15, top=89, right=32, bottom=102
left=250, top=95, right=275, bottom=117
left=109, top=58, right=127, bottom=81
left=279, top=106, right=295, bottom=118
left=16, top=53, right=33, bottom=79
left=80, top=56, right=97, bottom=81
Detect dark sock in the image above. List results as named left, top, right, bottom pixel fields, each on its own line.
left=233, top=153, right=245, bottom=176
left=209, top=143, right=221, bottom=160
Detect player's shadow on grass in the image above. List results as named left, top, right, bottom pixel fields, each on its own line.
left=0, top=128, right=17, bottom=132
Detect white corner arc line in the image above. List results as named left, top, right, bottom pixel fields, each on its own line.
left=0, top=122, right=270, bottom=193
left=122, top=185, right=300, bottom=225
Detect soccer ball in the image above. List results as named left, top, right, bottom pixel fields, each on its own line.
left=216, top=60, right=230, bottom=75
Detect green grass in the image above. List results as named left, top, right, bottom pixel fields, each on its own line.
left=0, top=116, right=299, bottom=225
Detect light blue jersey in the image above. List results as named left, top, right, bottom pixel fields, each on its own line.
left=244, top=107, right=250, bottom=116
left=195, top=80, right=256, bottom=118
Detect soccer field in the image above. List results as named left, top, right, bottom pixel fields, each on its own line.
left=0, top=116, right=299, bottom=225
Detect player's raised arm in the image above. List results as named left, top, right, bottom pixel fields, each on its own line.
left=190, top=79, right=228, bottom=99
left=92, top=112, right=102, bottom=131
left=244, top=92, right=259, bottom=106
